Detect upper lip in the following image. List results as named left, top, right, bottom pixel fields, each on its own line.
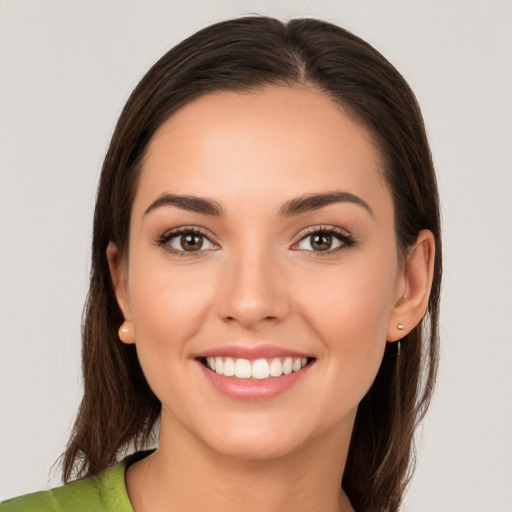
left=195, top=344, right=313, bottom=360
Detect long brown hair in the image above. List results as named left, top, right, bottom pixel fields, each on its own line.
left=62, top=16, right=442, bottom=512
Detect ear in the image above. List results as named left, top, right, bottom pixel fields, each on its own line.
left=106, top=242, right=135, bottom=344
left=387, top=230, right=435, bottom=342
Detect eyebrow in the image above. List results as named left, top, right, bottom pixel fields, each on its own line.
left=144, top=194, right=225, bottom=217
left=144, top=190, right=373, bottom=218
left=279, top=191, right=374, bottom=218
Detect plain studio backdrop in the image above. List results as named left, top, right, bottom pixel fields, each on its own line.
left=1, top=1, right=511, bottom=510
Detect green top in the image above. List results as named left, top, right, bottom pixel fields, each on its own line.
left=0, top=459, right=134, bottom=512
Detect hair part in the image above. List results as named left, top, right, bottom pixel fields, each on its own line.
left=62, top=16, right=441, bottom=512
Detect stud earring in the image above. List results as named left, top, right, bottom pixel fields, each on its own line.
left=396, top=323, right=405, bottom=357
left=118, top=320, right=135, bottom=344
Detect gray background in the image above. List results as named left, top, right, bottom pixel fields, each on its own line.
left=1, top=1, right=511, bottom=510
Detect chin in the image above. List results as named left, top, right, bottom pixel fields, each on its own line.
left=207, top=432, right=306, bottom=461
left=191, top=410, right=338, bottom=463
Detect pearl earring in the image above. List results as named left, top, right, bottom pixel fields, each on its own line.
left=118, top=320, right=135, bottom=343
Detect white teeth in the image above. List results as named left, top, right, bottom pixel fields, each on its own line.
left=252, top=359, right=270, bottom=379
left=223, top=357, right=235, bottom=377
left=235, top=358, right=252, bottom=378
left=205, top=356, right=309, bottom=379
left=269, top=358, right=283, bottom=377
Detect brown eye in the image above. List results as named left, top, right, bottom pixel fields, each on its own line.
left=295, top=228, right=352, bottom=254
left=180, top=233, right=203, bottom=251
left=166, top=230, right=217, bottom=253
left=310, top=233, right=333, bottom=251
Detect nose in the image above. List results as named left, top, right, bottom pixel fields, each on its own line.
left=216, top=248, right=290, bottom=330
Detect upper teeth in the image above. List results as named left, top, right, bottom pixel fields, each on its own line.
left=206, top=357, right=308, bottom=379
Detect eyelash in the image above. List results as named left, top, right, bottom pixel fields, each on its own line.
left=292, top=226, right=356, bottom=256
left=155, top=225, right=356, bottom=257
left=156, top=226, right=219, bottom=257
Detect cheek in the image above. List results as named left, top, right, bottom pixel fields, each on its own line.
left=125, top=264, right=221, bottom=421
left=126, top=255, right=216, bottom=375
left=296, top=254, right=398, bottom=404
left=302, top=255, right=397, bottom=344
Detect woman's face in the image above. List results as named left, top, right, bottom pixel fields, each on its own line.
left=113, top=86, right=406, bottom=459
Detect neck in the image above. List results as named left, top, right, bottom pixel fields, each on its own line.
left=126, top=412, right=355, bottom=512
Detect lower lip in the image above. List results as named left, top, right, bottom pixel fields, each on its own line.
left=197, top=360, right=313, bottom=400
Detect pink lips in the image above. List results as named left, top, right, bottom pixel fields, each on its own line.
left=195, top=344, right=314, bottom=401
left=196, top=344, right=311, bottom=360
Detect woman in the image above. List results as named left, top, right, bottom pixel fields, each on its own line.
left=1, top=15, right=441, bottom=512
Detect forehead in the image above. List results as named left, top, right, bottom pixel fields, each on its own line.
left=135, top=86, right=390, bottom=214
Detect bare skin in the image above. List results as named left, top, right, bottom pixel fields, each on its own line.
left=126, top=417, right=354, bottom=512
left=108, top=86, right=435, bottom=512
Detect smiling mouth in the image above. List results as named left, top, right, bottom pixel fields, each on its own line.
left=199, top=356, right=314, bottom=380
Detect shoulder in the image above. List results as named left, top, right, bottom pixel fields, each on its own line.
left=0, top=461, right=133, bottom=512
